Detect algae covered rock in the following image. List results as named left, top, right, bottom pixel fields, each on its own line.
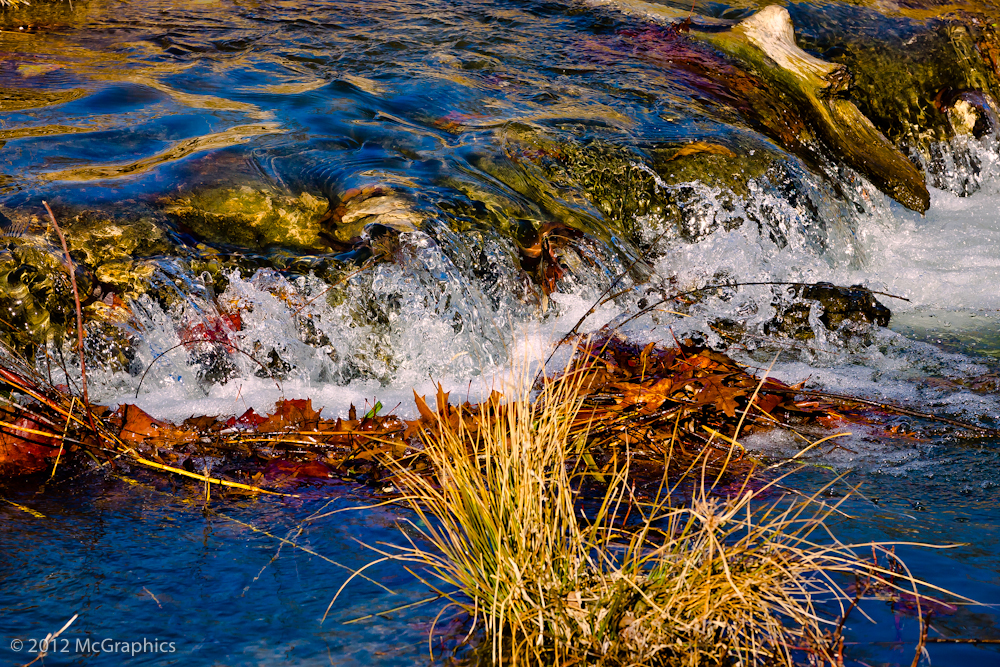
left=802, top=16, right=1000, bottom=194
left=62, top=212, right=170, bottom=264
left=558, top=138, right=780, bottom=243
left=60, top=211, right=171, bottom=301
left=162, top=186, right=332, bottom=252
left=92, top=260, right=158, bottom=300
left=497, top=123, right=824, bottom=256
left=0, top=208, right=176, bottom=348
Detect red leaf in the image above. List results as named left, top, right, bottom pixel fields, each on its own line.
left=224, top=408, right=267, bottom=429
left=751, top=394, right=781, bottom=415
left=178, top=311, right=242, bottom=350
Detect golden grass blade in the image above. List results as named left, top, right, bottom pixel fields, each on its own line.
left=129, top=455, right=296, bottom=497
left=1, top=496, right=46, bottom=518
left=342, top=594, right=445, bottom=624
left=49, top=396, right=75, bottom=479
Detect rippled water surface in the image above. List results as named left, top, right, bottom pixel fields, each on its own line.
left=3, top=0, right=1000, bottom=663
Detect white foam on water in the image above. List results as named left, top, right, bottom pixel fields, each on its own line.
left=85, top=229, right=627, bottom=421
left=857, top=187, right=1000, bottom=313
left=638, top=136, right=1000, bottom=319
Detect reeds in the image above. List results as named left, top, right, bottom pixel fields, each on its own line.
left=353, top=358, right=956, bottom=666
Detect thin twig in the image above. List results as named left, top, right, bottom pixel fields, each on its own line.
left=791, top=388, right=1000, bottom=437
left=49, top=396, right=75, bottom=480
left=923, top=637, right=1000, bottom=644
left=536, top=229, right=666, bottom=381
left=43, top=201, right=100, bottom=439
left=19, top=613, right=78, bottom=667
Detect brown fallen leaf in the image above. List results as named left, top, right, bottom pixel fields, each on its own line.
left=114, top=404, right=198, bottom=447
left=0, top=411, right=60, bottom=474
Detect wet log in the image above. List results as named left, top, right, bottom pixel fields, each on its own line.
left=710, top=7, right=928, bottom=212
left=584, top=1, right=930, bottom=212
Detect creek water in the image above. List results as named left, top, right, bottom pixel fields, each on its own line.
left=2, top=0, right=1000, bottom=664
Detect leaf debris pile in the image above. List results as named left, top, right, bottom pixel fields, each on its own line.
left=0, top=334, right=962, bottom=492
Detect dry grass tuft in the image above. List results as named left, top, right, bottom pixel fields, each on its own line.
left=347, top=356, right=960, bottom=666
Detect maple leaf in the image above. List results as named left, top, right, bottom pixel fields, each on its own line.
left=611, top=377, right=681, bottom=414
left=708, top=378, right=745, bottom=418
left=435, top=384, right=451, bottom=416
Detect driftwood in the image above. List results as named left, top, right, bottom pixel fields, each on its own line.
left=712, top=6, right=928, bottom=212
left=583, top=1, right=930, bottom=212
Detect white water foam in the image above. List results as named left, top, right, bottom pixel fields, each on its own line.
left=84, top=229, right=624, bottom=422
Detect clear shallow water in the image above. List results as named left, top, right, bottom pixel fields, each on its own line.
left=1, top=477, right=446, bottom=666
left=2, top=0, right=1000, bottom=663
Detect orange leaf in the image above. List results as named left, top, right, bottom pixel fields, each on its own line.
left=435, top=384, right=451, bottom=416
left=258, top=399, right=322, bottom=432
left=0, top=412, right=59, bottom=474
left=414, top=391, right=436, bottom=423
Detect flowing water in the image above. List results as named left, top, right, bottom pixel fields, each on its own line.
left=2, top=0, right=1000, bottom=664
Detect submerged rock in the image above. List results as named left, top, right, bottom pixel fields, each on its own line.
left=767, top=282, right=892, bottom=340
left=941, top=90, right=997, bottom=139
left=61, top=211, right=171, bottom=301
left=320, top=185, right=422, bottom=244
left=162, top=187, right=331, bottom=252
left=811, top=20, right=1000, bottom=146
left=0, top=244, right=62, bottom=341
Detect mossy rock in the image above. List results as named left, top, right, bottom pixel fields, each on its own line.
left=516, top=133, right=781, bottom=244
left=93, top=259, right=158, bottom=301
left=794, top=16, right=1000, bottom=150
left=63, top=212, right=171, bottom=265
left=162, top=187, right=331, bottom=253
